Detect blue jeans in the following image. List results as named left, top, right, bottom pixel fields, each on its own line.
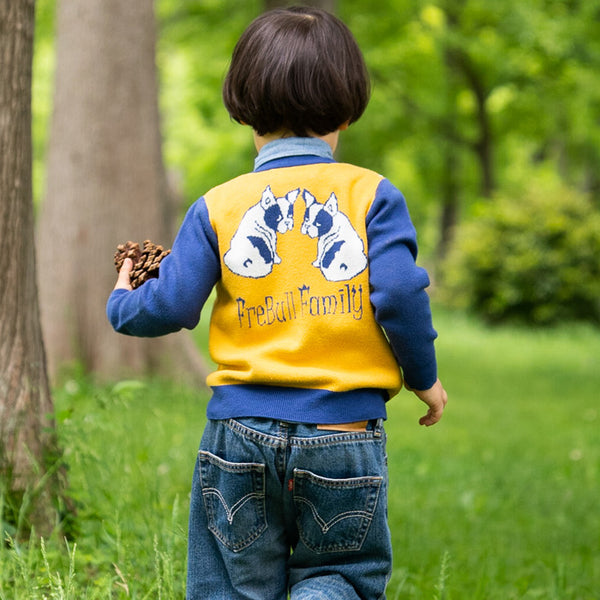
left=186, top=417, right=392, bottom=600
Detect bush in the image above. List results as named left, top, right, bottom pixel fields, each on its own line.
left=441, top=177, right=600, bottom=325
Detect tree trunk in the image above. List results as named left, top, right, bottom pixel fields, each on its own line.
left=444, top=5, right=495, bottom=200
left=435, top=42, right=462, bottom=263
left=38, top=0, right=208, bottom=384
left=466, top=65, right=494, bottom=199
left=437, top=146, right=460, bottom=262
left=0, top=0, right=65, bottom=537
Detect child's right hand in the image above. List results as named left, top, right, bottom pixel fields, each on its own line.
left=411, top=379, right=448, bottom=427
left=114, top=258, right=133, bottom=291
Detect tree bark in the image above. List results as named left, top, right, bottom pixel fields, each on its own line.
left=435, top=42, right=462, bottom=262
left=437, top=146, right=460, bottom=262
left=38, top=0, right=208, bottom=384
left=458, top=55, right=495, bottom=198
left=443, top=3, right=495, bottom=200
left=0, top=0, right=64, bottom=537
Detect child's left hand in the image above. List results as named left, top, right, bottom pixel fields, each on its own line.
left=114, top=258, right=133, bottom=291
left=411, top=379, right=448, bottom=427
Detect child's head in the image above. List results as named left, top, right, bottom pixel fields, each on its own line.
left=223, top=6, right=370, bottom=138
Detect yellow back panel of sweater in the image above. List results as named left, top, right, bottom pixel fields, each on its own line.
left=203, top=162, right=402, bottom=397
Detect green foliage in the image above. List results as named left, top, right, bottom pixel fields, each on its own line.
left=32, top=0, right=57, bottom=208
left=156, top=0, right=262, bottom=202
left=441, top=172, right=600, bottom=325
left=33, top=0, right=600, bottom=261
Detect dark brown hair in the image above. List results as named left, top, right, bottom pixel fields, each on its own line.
left=222, top=6, right=370, bottom=137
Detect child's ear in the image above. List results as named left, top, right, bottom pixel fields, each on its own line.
left=339, top=121, right=350, bottom=131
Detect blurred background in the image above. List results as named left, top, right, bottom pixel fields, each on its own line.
left=33, top=0, right=600, bottom=341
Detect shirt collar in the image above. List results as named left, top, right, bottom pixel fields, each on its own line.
left=254, top=137, right=334, bottom=171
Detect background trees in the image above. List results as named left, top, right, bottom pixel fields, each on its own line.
left=31, top=0, right=600, bottom=362
left=37, top=0, right=207, bottom=383
left=0, top=0, right=65, bottom=537
left=339, top=0, right=600, bottom=252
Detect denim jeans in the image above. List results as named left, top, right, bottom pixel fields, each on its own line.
left=186, top=417, right=392, bottom=600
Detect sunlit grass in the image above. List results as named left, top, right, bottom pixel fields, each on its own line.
left=1, top=310, right=599, bottom=598
left=385, top=308, right=600, bottom=598
left=1, top=377, right=207, bottom=599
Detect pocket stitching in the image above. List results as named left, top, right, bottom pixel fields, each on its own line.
left=293, top=468, right=383, bottom=553
left=295, top=496, right=377, bottom=534
left=202, top=487, right=265, bottom=525
left=199, top=451, right=267, bottom=552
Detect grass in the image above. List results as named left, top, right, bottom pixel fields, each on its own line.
left=385, top=309, right=600, bottom=598
left=1, top=377, right=202, bottom=599
left=1, top=309, right=599, bottom=598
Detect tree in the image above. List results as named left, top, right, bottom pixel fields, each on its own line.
left=152, top=0, right=600, bottom=270
left=339, top=0, right=596, bottom=259
left=0, top=0, right=65, bottom=537
left=38, top=0, right=207, bottom=383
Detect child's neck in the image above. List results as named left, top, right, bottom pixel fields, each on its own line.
left=253, top=129, right=340, bottom=154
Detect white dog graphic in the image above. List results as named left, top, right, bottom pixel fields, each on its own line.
left=224, top=186, right=299, bottom=278
left=301, top=189, right=367, bottom=282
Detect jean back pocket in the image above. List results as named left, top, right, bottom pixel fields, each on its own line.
left=198, top=451, right=267, bottom=552
left=293, top=468, right=382, bottom=554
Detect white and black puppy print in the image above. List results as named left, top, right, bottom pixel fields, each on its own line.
left=301, top=189, right=367, bottom=282
left=224, top=186, right=300, bottom=278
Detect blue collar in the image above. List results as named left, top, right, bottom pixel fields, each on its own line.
left=254, top=137, right=334, bottom=171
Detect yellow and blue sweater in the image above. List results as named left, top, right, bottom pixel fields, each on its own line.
left=107, top=138, right=437, bottom=424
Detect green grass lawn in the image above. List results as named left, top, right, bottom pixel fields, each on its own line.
left=385, top=309, right=600, bottom=599
left=1, top=309, right=599, bottom=598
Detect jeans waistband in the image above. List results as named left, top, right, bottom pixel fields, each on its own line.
left=223, top=417, right=385, bottom=447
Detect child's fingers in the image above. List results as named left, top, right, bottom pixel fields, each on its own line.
left=419, top=405, right=443, bottom=426
left=114, top=258, right=133, bottom=291
left=415, top=380, right=447, bottom=427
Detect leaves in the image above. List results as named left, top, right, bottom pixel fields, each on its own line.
left=442, top=170, right=600, bottom=324
left=33, top=0, right=600, bottom=290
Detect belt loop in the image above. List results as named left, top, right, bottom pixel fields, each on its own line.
left=373, top=418, right=383, bottom=438
left=279, top=421, right=290, bottom=440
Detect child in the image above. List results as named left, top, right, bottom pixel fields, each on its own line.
left=107, top=6, right=447, bottom=599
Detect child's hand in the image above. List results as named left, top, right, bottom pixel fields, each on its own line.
left=411, top=379, right=448, bottom=427
left=114, top=258, right=133, bottom=291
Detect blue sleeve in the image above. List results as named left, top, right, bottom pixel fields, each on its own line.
left=106, top=198, right=220, bottom=337
left=366, top=178, right=438, bottom=391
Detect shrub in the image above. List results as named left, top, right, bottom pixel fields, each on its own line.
left=441, top=177, right=600, bottom=325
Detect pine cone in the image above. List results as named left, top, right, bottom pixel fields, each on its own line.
left=114, top=239, right=171, bottom=289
